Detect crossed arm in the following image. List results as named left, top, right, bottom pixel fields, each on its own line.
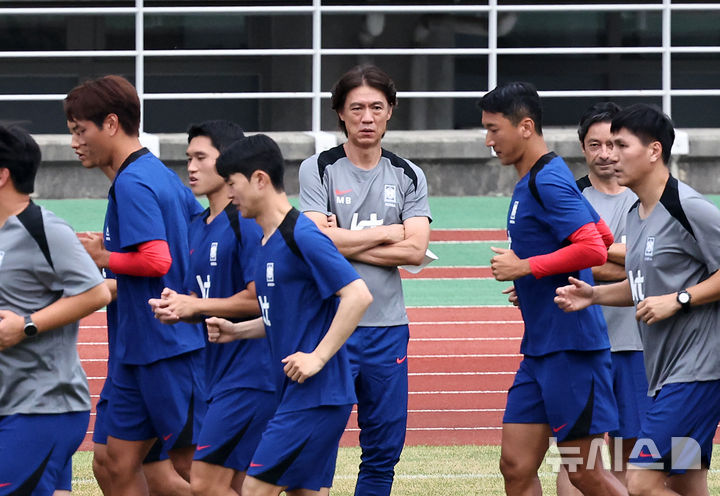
left=148, top=282, right=260, bottom=324
left=304, top=211, right=430, bottom=267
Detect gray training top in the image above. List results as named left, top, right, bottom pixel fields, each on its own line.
left=625, top=176, right=720, bottom=395
left=579, top=181, right=643, bottom=351
left=299, top=145, right=432, bottom=327
left=0, top=204, right=104, bottom=415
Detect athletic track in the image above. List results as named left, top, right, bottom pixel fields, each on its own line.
left=77, top=228, right=717, bottom=450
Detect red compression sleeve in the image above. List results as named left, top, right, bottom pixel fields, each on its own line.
left=528, top=222, right=608, bottom=279
left=595, top=218, right=614, bottom=248
left=108, top=239, right=172, bottom=277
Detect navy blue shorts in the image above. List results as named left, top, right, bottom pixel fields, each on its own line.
left=193, top=387, right=276, bottom=471
left=609, top=350, right=652, bottom=439
left=0, top=411, right=89, bottom=496
left=629, top=380, right=720, bottom=474
left=247, top=404, right=352, bottom=491
left=56, top=456, right=72, bottom=491
left=503, top=350, right=618, bottom=442
left=106, top=350, right=205, bottom=458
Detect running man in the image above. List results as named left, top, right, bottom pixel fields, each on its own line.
left=556, top=103, right=720, bottom=496
left=298, top=64, right=431, bottom=496
left=479, top=82, right=626, bottom=496
left=148, top=120, right=275, bottom=495
left=65, top=75, right=205, bottom=496
left=206, top=133, right=373, bottom=495
left=0, top=124, right=111, bottom=495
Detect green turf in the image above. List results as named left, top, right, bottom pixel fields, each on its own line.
left=429, top=196, right=511, bottom=229
left=403, top=278, right=511, bottom=307
left=430, top=241, right=508, bottom=267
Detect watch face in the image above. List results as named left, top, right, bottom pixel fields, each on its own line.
left=679, top=292, right=690, bottom=304
left=24, top=324, right=38, bottom=337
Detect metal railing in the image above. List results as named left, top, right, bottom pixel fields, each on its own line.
left=1, top=1, right=720, bottom=135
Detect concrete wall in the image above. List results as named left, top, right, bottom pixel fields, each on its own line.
left=33, top=129, right=720, bottom=198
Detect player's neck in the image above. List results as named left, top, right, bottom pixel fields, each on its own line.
left=111, top=136, right=144, bottom=172
left=588, top=172, right=625, bottom=195
left=0, top=190, right=30, bottom=229
left=343, top=142, right=382, bottom=170
left=635, top=167, right=670, bottom=219
left=256, top=192, right=293, bottom=243
left=514, top=137, right=549, bottom=179
left=206, top=187, right=230, bottom=222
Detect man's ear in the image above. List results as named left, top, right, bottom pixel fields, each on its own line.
left=0, top=167, right=11, bottom=189
left=103, top=113, right=121, bottom=136
left=519, top=117, right=535, bottom=139
left=648, top=140, right=663, bottom=164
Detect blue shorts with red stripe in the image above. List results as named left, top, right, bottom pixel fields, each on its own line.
left=193, top=387, right=276, bottom=471
left=247, top=404, right=352, bottom=491
left=106, top=350, right=205, bottom=459
left=0, top=411, right=89, bottom=496
left=503, top=350, right=618, bottom=442
left=628, top=380, right=720, bottom=474
left=609, top=350, right=652, bottom=439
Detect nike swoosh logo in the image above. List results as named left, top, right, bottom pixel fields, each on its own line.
left=163, top=433, right=173, bottom=441
left=197, top=445, right=211, bottom=451
left=249, top=462, right=264, bottom=467
left=552, top=423, right=567, bottom=433
left=638, top=451, right=654, bottom=458
left=396, top=355, right=407, bottom=364
left=335, top=189, right=352, bottom=195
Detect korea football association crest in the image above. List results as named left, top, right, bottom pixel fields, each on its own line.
left=209, top=242, right=218, bottom=266
left=644, top=236, right=655, bottom=261
left=384, top=184, right=397, bottom=206
left=266, top=262, right=275, bottom=287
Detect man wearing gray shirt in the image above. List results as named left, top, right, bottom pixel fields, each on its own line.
left=0, top=125, right=111, bottom=494
left=299, top=65, right=431, bottom=496
left=558, top=103, right=651, bottom=496
left=555, top=104, right=720, bottom=496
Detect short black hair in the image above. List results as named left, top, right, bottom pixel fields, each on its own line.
left=187, top=120, right=245, bottom=154
left=215, top=134, right=285, bottom=191
left=577, top=102, right=621, bottom=143
left=478, top=81, right=543, bottom=135
left=611, top=103, right=675, bottom=165
left=331, top=64, right=397, bottom=137
left=0, top=124, right=41, bottom=194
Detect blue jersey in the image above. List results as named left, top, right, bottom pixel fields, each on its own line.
left=102, top=268, right=118, bottom=372
left=185, top=203, right=275, bottom=399
left=508, top=153, right=609, bottom=356
left=254, top=208, right=360, bottom=412
left=104, top=148, right=205, bottom=365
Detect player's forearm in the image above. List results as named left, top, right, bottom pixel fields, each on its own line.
left=32, top=283, right=111, bottom=333
left=105, top=278, right=117, bottom=301
left=684, top=270, right=720, bottom=307
left=312, top=280, right=372, bottom=365
left=318, top=225, right=397, bottom=257
left=606, top=243, right=626, bottom=265
left=592, top=261, right=627, bottom=282
left=350, top=236, right=428, bottom=267
left=194, top=291, right=261, bottom=319
left=592, top=279, right=634, bottom=307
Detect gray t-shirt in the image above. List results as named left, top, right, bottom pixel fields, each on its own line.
left=579, top=179, right=643, bottom=351
left=299, top=145, right=432, bottom=326
left=0, top=204, right=104, bottom=415
left=625, top=177, right=720, bottom=395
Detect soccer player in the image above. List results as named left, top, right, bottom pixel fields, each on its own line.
left=557, top=102, right=651, bottom=495
left=555, top=103, right=720, bottom=496
left=148, top=120, right=276, bottom=495
left=479, top=82, right=626, bottom=496
left=205, top=133, right=373, bottom=495
left=298, top=64, right=431, bottom=496
left=64, top=75, right=205, bottom=496
left=0, top=124, right=111, bottom=494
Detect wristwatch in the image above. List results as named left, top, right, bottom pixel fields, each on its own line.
left=23, top=315, right=38, bottom=337
left=676, top=290, right=692, bottom=313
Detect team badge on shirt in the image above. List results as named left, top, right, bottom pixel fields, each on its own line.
left=210, top=242, right=218, bottom=266
left=644, top=236, right=655, bottom=261
left=105, top=226, right=111, bottom=242
left=384, top=184, right=397, bottom=205
left=266, top=262, right=275, bottom=287
left=509, top=200, right=519, bottom=225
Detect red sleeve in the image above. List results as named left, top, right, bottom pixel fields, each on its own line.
left=108, top=239, right=172, bottom=277
left=595, top=218, right=614, bottom=248
left=528, top=222, right=608, bottom=279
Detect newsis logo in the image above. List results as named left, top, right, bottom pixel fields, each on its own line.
left=547, top=436, right=701, bottom=472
